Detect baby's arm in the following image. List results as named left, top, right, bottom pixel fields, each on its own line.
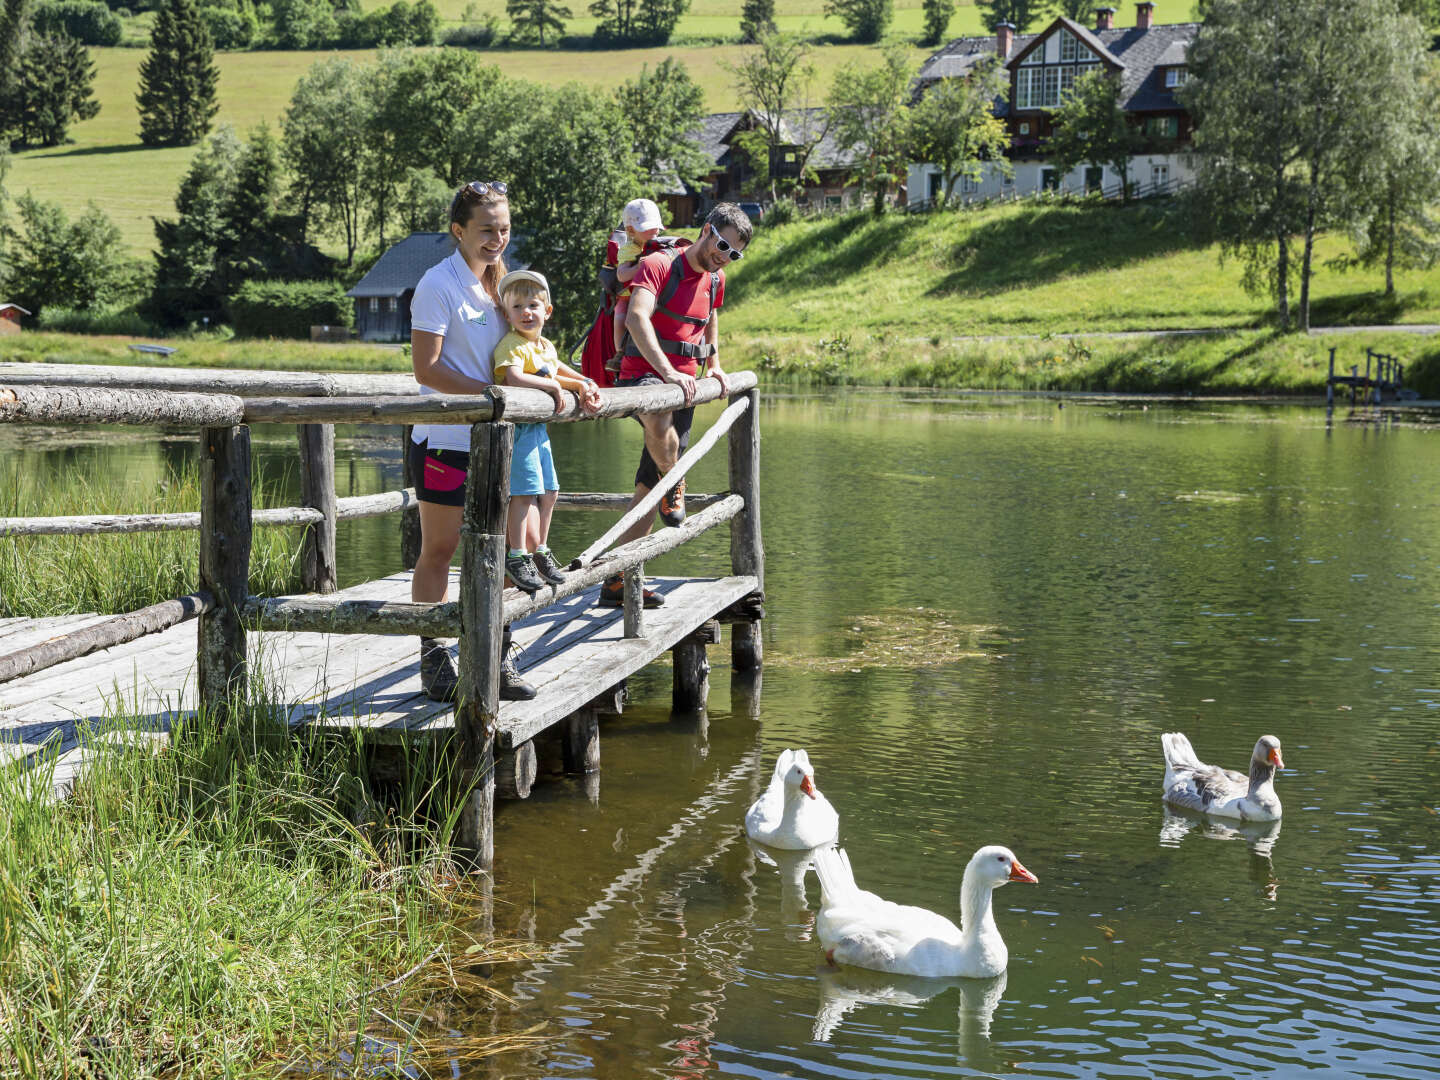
left=616, top=260, right=642, bottom=284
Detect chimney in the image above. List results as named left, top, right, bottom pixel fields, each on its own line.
left=1135, top=1, right=1154, bottom=28
left=1095, top=5, right=1116, bottom=29
left=995, top=20, right=1015, bottom=58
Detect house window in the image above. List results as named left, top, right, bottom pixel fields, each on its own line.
left=1151, top=163, right=1170, bottom=189
left=368, top=297, right=379, bottom=313
left=825, top=194, right=843, bottom=209
left=1165, top=67, right=1188, bottom=88
left=961, top=175, right=980, bottom=194
left=1060, top=66, right=1077, bottom=100
left=1041, top=167, right=1059, bottom=191
left=927, top=172, right=943, bottom=200
left=1043, top=66, right=1061, bottom=108
left=1003, top=173, right=1014, bottom=186
left=387, top=297, right=397, bottom=313
left=1148, top=115, right=1178, bottom=138
left=1085, top=166, right=1103, bottom=191
left=1016, top=68, right=1043, bottom=109
left=1059, top=29, right=1077, bottom=62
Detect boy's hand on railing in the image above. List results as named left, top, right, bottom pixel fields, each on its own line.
left=547, top=379, right=566, bottom=415
left=578, top=380, right=603, bottom=416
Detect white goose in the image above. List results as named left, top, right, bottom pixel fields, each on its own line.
left=813, top=845, right=1038, bottom=978
left=1161, top=732, right=1284, bottom=821
left=745, top=749, right=840, bottom=850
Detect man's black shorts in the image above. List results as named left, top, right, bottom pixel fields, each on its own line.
left=408, top=439, right=470, bottom=507
left=618, top=371, right=694, bottom=490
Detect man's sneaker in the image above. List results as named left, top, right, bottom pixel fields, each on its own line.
left=598, top=574, right=665, bottom=609
left=658, top=477, right=686, bottom=528
left=420, top=638, right=459, bottom=703
left=532, top=548, right=567, bottom=586
left=506, top=552, right=547, bottom=593
left=500, top=638, right=537, bottom=701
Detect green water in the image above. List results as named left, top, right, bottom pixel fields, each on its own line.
left=13, top=393, right=1440, bottom=1078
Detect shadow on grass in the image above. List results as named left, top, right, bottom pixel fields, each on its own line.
left=929, top=200, right=1206, bottom=299
left=29, top=142, right=155, bottom=160
left=1306, top=288, right=1429, bottom=327
left=731, top=211, right=918, bottom=293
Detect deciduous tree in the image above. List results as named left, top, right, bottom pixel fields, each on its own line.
left=6, top=194, right=129, bottom=315
left=823, top=0, right=889, bottom=42
left=282, top=57, right=369, bottom=262
left=1045, top=67, right=1146, bottom=202
left=507, top=0, right=569, bottom=44
left=921, top=0, right=954, bottom=46
left=973, top=0, right=1045, bottom=33
left=618, top=58, right=709, bottom=195
left=909, top=57, right=1010, bottom=204
left=827, top=44, right=916, bottom=214
left=137, top=0, right=219, bottom=146
left=723, top=31, right=816, bottom=200
left=739, top=0, right=773, bottom=42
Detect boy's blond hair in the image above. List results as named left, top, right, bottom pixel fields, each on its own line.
left=500, top=277, right=549, bottom=306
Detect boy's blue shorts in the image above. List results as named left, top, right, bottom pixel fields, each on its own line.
left=511, top=423, right=558, bottom=496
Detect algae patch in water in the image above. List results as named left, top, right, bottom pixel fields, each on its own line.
left=779, top=608, right=1012, bottom=672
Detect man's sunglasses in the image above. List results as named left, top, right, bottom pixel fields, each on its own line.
left=711, top=231, right=745, bottom=261
left=461, top=180, right=508, bottom=199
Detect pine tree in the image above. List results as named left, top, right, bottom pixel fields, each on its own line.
left=921, top=0, right=954, bottom=45
left=2, top=33, right=100, bottom=148
left=136, top=0, right=219, bottom=147
left=739, top=0, right=774, bottom=42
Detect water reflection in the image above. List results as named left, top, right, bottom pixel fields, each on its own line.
left=1158, top=806, right=1283, bottom=899
left=746, top=840, right=816, bottom=941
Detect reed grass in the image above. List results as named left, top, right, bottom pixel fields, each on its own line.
left=0, top=460, right=304, bottom=618
left=0, top=694, right=545, bottom=1078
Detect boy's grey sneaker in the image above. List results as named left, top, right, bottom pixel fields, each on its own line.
left=506, top=552, right=547, bottom=593
left=532, top=548, right=567, bottom=586
left=420, top=638, right=460, bottom=703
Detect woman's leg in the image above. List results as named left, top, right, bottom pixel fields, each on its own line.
left=413, top=501, right=463, bottom=603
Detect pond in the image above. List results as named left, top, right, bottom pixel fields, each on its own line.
left=15, top=392, right=1440, bottom=1078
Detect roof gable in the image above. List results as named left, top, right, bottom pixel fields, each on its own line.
left=1009, top=17, right=1124, bottom=70
left=347, top=232, right=455, bottom=298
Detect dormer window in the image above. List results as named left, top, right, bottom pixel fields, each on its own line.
left=1165, top=67, right=1188, bottom=88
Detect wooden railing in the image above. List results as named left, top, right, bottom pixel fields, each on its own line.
left=1325, top=346, right=1406, bottom=409
left=0, top=367, right=765, bottom=861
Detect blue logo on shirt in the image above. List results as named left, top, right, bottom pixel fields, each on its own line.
left=469, top=311, right=488, bottom=326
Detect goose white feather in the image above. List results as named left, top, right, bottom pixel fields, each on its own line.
left=745, top=749, right=839, bottom=849
left=1161, top=732, right=1284, bottom=821
left=813, top=845, right=1037, bottom=978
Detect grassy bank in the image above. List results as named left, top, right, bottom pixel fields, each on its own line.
left=0, top=457, right=307, bottom=617
left=1, top=704, right=538, bottom=1077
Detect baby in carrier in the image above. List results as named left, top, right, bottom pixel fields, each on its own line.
left=604, top=198, right=664, bottom=373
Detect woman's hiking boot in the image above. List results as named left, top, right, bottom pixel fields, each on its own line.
left=420, top=635, right=536, bottom=702
left=500, top=636, right=536, bottom=701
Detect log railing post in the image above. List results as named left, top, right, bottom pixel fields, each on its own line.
left=198, top=424, right=252, bottom=721
left=623, top=564, right=644, bottom=638
left=297, top=423, right=337, bottom=593
left=727, top=387, right=764, bottom=672
left=401, top=425, right=422, bottom=571
left=456, top=420, right=512, bottom=870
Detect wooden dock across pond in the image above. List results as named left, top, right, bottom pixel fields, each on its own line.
left=0, top=570, right=756, bottom=798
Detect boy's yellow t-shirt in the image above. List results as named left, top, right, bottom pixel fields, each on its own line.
left=617, top=240, right=645, bottom=265
left=492, top=330, right=558, bottom=380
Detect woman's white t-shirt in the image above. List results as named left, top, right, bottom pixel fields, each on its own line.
left=409, top=248, right=507, bottom=453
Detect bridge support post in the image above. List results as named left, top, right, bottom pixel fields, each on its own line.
left=297, top=423, right=337, bottom=594
left=198, top=424, right=251, bottom=722
left=457, top=419, right=512, bottom=871
left=728, top=387, right=764, bottom=672
left=673, top=629, right=712, bottom=712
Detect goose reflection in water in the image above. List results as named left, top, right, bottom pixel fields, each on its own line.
left=747, top=838, right=819, bottom=940
left=811, top=964, right=1008, bottom=1066
left=1158, top=806, right=1283, bottom=899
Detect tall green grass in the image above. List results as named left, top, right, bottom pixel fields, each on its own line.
left=0, top=460, right=304, bottom=617
left=0, top=698, right=540, bottom=1077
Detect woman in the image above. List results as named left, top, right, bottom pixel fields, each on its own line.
left=408, top=179, right=534, bottom=702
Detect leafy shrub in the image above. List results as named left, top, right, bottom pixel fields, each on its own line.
left=763, top=198, right=797, bottom=227
left=31, top=0, right=123, bottom=44
left=36, top=306, right=158, bottom=335
left=199, top=3, right=259, bottom=48
left=227, top=279, right=352, bottom=339
left=443, top=14, right=497, bottom=44
left=332, top=0, right=439, bottom=45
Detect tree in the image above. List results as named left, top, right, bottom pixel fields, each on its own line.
left=137, top=0, right=219, bottom=146
left=1183, top=0, right=1411, bottom=330
left=587, top=0, right=636, bottom=40
left=921, top=0, right=954, bottom=46
left=973, top=0, right=1046, bottom=33
left=827, top=44, right=916, bottom=214
left=282, top=57, right=369, bottom=262
left=147, top=127, right=243, bottom=325
left=739, top=0, right=773, bottom=42
left=633, top=0, right=685, bottom=42
left=1, top=32, right=100, bottom=148
left=0, top=143, right=11, bottom=290
left=269, top=0, right=335, bottom=46
left=507, top=0, right=569, bottom=44
left=909, top=57, right=1010, bottom=204
left=5, top=194, right=129, bottom=315
left=590, top=0, right=683, bottom=42
left=1045, top=67, right=1147, bottom=202
left=723, top=31, right=815, bottom=200
left=618, top=58, right=710, bottom=195
left=824, top=0, right=889, bottom=42
left=1052, top=0, right=1093, bottom=20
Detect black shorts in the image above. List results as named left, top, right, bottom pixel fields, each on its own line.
left=618, top=372, right=694, bottom=490
left=408, top=439, right=470, bottom=507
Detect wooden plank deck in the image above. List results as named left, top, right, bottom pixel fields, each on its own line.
left=0, top=571, right=755, bottom=794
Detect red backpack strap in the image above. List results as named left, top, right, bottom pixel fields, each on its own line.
left=656, top=250, right=716, bottom=327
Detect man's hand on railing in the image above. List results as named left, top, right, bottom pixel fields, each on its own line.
left=665, top=367, right=698, bottom=406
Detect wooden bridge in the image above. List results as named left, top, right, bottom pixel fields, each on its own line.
left=0, top=363, right=764, bottom=870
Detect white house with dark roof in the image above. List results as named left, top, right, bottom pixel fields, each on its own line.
left=346, top=232, right=455, bottom=342
left=909, top=4, right=1199, bottom=202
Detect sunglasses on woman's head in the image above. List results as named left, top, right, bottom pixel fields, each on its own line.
left=463, top=180, right=508, bottom=198
left=711, top=231, right=744, bottom=261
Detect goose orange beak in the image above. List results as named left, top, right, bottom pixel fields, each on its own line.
left=1268, top=748, right=1285, bottom=770
left=800, top=775, right=818, bottom=800
left=1009, top=859, right=1038, bottom=884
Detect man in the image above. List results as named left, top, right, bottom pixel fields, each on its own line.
left=598, top=202, right=752, bottom=608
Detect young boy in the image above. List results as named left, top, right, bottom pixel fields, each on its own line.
left=492, top=269, right=603, bottom=593
left=605, top=198, right=664, bottom=373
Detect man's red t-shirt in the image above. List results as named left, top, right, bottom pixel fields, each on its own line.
left=618, top=249, right=725, bottom=380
